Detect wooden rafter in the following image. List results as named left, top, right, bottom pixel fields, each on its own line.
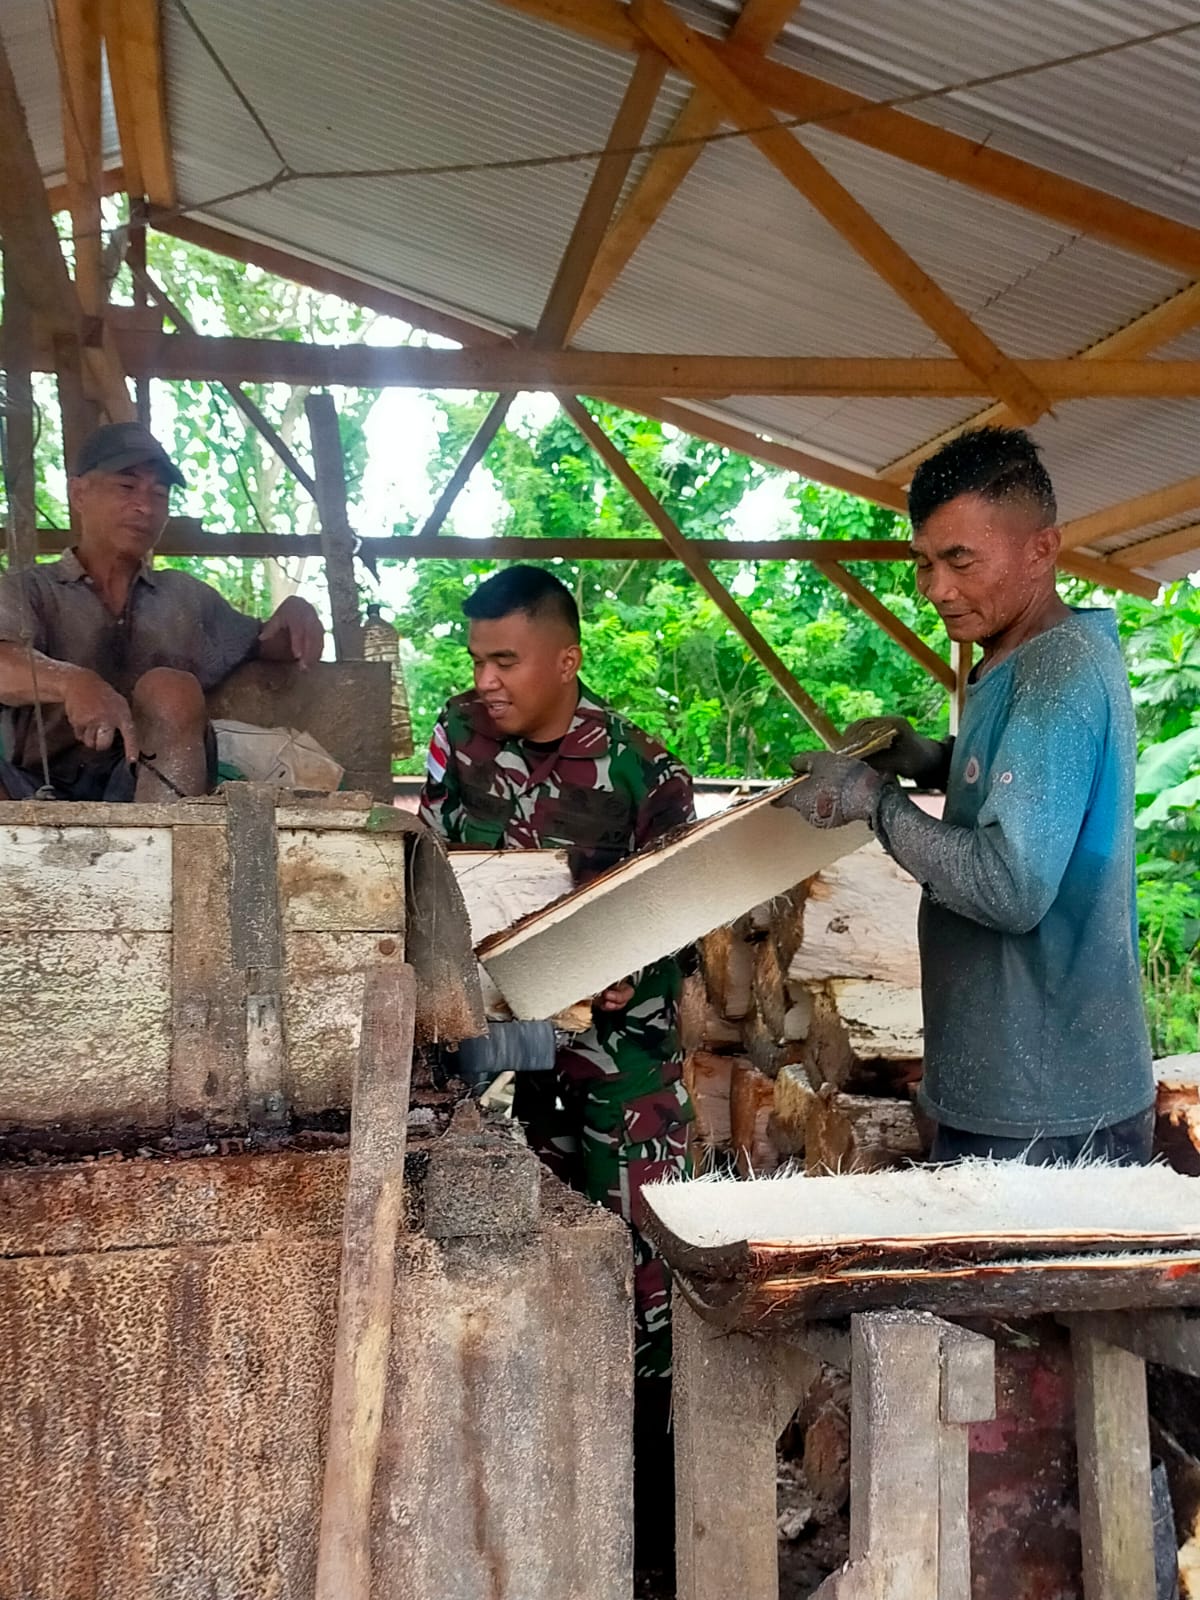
left=31, top=527, right=916, bottom=561
left=1109, top=523, right=1200, bottom=572
left=1060, top=476, right=1200, bottom=553
left=538, top=49, right=666, bottom=345
left=492, top=0, right=1200, bottom=279
left=1056, top=550, right=1157, bottom=600
left=566, top=0, right=801, bottom=340
left=132, top=262, right=317, bottom=495
left=0, top=28, right=131, bottom=424
left=157, top=217, right=511, bottom=347
left=101, top=0, right=175, bottom=207
left=882, top=281, right=1200, bottom=486
left=54, top=0, right=105, bottom=318
left=421, top=48, right=665, bottom=537
left=76, top=335, right=1200, bottom=399
left=418, top=394, right=514, bottom=538
left=45, top=164, right=124, bottom=214
left=816, top=562, right=954, bottom=690
left=628, top=0, right=1049, bottom=423
left=601, top=393, right=907, bottom=508
left=561, top=395, right=840, bottom=743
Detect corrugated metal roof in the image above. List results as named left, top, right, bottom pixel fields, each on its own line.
left=2, top=0, right=119, bottom=186
left=9, top=0, right=1200, bottom=573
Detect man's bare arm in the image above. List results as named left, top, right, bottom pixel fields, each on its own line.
left=0, top=642, right=139, bottom=761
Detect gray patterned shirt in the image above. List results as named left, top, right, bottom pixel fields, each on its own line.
left=0, top=551, right=262, bottom=773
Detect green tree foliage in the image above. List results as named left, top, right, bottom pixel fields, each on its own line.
left=393, top=396, right=947, bottom=778
left=1120, top=582, right=1200, bottom=1053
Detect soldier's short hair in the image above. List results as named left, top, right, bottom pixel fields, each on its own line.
left=463, top=565, right=581, bottom=640
left=909, top=426, right=1056, bottom=532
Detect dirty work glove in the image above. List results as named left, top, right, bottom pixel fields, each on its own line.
left=839, top=715, right=952, bottom=788
left=774, top=752, right=889, bottom=830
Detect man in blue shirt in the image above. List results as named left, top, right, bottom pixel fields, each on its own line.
left=778, top=427, right=1154, bottom=1164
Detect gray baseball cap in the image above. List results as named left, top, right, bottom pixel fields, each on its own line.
left=72, top=422, right=186, bottom=488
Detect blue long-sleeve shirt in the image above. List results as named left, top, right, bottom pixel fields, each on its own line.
left=874, top=609, right=1153, bottom=1138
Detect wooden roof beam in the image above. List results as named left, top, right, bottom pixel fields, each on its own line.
left=82, top=336, right=1200, bottom=399
left=598, top=393, right=908, bottom=509
left=54, top=0, right=106, bottom=318
left=1061, top=477, right=1200, bottom=553
left=1108, top=522, right=1200, bottom=573
left=566, top=0, right=802, bottom=340
left=101, top=0, right=175, bottom=206
left=627, top=0, right=1051, bottom=424
left=0, top=28, right=131, bottom=423
left=492, top=0, right=1200, bottom=279
left=537, top=48, right=666, bottom=346
left=32, top=526, right=921, bottom=560
left=817, top=561, right=955, bottom=690
left=561, top=394, right=841, bottom=743
left=419, top=48, right=666, bottom=536
left=882, top=281, right=1200, bottom=486
left=1056, top=550, right=1157, bottom=600
left=154, top=216, right=512, bottom=348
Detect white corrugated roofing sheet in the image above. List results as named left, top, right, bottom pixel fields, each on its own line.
left=7, top=0, right=1200, bottom=571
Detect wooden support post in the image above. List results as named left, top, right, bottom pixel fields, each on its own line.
left=938, top=1323, right=996, bottom=1600
left=1069, top=1323, right=1156, bottom=1600
left=818, top=561, right=955, bottom=691
left=129, top=200, right=151, bottom=426
left=949, top=640, right=972, bottom=735
left=562, top=396, right=840, bottom=745
left=673, top=1297, right=817, bottom=1600
left=306, top=392, right=363, bottom=659
left=1, top=253, right=38, bottom=570
left=54, top=331, right=98, bottom=499
left=315, top=960, right=416, bottom=1600
left=813, top=1312, right=994, bottom=1600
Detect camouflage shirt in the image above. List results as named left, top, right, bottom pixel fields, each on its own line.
left=418, top=681, right=695, bottom=876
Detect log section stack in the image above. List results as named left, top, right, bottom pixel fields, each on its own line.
left=681, top=841, right=926, bottom=1174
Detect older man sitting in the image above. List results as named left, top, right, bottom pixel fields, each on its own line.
left=0, top=422, right=323, bottom=802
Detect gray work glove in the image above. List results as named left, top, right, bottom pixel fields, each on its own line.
left=839, top=715, right=951, bottom=787
left=774, top=751, right=889, bottom=830
left=454, top=1019, right=557, bottom=1091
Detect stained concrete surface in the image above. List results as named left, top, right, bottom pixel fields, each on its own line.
left=0, top=1135, right=633, bottom=1600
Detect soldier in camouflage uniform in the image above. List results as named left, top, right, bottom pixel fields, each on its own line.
left=418, top=567, right=696, bottom=1392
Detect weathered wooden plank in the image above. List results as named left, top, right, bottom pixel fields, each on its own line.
left=226, top=784, right=287, bottom=1124
left=673, top=1296, right=782, bottom=1600
left=0, top=932, right=171, bottom=1129
left=169, top=824, right=244, bottom=1128
left=0, top=825, right=171, bottom=931
left=939, top=1324, right=996, bottom=1600
left=826, top=979, right=924, bottom=1062
left=1071, top=1324, right=1157, bottom=1600
left=1064, top=1309, right=1200, bottom=1379
left=276, top=829, right=406, bottom=931
left=285, top=934, right=405, bottom=1114
left=315, top=963, right=415, bottom=1600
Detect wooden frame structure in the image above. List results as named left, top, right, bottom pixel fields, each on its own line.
left=1, top=0, right=1193, bottom=743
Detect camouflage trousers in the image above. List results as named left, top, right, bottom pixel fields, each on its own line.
left=514, top=1061, right=692, bottom=1380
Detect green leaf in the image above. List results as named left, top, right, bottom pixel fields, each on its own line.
left=1136, top=725, right=1200, bottom=795
left=1137, top=774, right=1200, bottom=828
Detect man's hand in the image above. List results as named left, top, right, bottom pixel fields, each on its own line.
left=773, top=751, right=887, bottom=830
left=61, top=667, right=139, bottom=764
left=595, top=979, right=636, bottom=1013
left=258, top=595, right=324, bottom=668
left=839, top=715, right=950, bottom=787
